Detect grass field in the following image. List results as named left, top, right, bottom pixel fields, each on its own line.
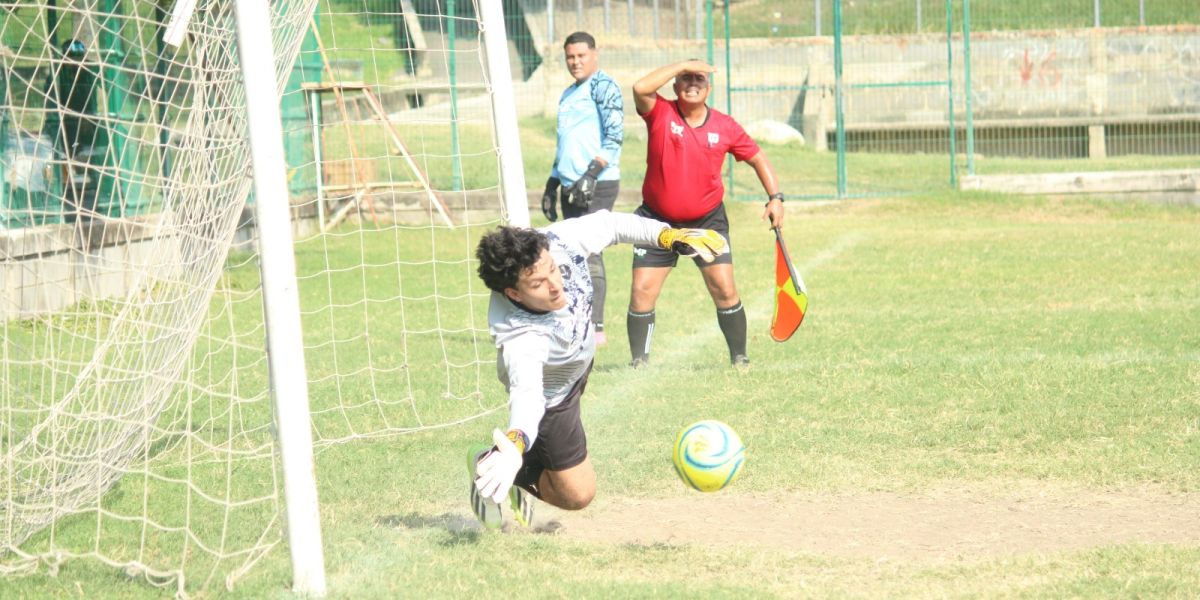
left=6, top=182, right=1199, bottom=598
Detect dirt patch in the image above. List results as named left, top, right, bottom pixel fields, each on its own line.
left=534, top=487, right=1200, bottom=562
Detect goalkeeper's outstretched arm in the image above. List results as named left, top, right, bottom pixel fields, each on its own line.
left=545, top=209, right=726, bottom=263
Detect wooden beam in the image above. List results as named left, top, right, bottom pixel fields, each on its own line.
left=960, top=169, right=1200, bottom=195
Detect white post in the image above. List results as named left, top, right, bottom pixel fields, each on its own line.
left=480, top=0, right=531, bottom=227
left=232, top=0, right=327, bottom=596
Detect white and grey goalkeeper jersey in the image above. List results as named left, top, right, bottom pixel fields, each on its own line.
left=489, top=210, right=667, bottom=446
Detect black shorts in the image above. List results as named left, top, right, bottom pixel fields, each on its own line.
left=514, top=362, right=593, bottom=488
left=632, top=203, right=733, bottom=268
left=561, top=179, right=619, bottom=220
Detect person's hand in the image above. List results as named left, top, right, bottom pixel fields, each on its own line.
left=658, top=228, right=729, bottom=263
left=763, top=193, right=785, bottom=228
left=474, top=428, right=524, bottom=504
left=566, top=160, right=605, bottom=208
left=679, top=60, right=716, bottom=76
left=541, top=177, right=560, bottom=222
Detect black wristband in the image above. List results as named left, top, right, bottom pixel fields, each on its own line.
left=768, top=192, right=785, bottom=203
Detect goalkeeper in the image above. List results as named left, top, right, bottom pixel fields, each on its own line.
left=540, top=31, right=624, bottom=346
left=627, top=59, right=785, bottom=368
left=470, top=210, right=727, bottom=528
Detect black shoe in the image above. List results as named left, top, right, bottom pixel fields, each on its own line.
left=731, top=354, right=750, bottom=368
left=630, top=356, right=649, bottom=369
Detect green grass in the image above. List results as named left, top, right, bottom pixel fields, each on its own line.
left=5, top=184, right=1199, bottom=598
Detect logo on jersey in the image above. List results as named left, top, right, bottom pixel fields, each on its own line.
left=559, top=264, right=572, bottom=280
left=707, top=132, right=720, bottom=148
left=670, top=121, right=684, bottom=137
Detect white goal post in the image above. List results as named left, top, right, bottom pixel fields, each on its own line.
left=233, top=0, right=326, bottom=595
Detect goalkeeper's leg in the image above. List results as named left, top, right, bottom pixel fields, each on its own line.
left=520, top=366, right=596, bottom=511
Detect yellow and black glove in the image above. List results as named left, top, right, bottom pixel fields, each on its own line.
left=658, top=228, right=729, bottom=263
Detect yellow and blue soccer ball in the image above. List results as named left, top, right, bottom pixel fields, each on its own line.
left=672, top=420, right=745, bottom=492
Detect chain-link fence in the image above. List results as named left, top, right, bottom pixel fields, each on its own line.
left=525, top=0, right=1199, bottom=199
left=6, top=1, right=1198, bottom=225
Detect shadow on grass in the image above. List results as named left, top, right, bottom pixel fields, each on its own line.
left=376, top=511, right=564, bottom=544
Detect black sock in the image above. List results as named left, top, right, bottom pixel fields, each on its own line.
left=627, top=309, right=655, bottom=362
left=716, top=302, right=747, bottom=361
left=588, top=254, right=606, bottom=329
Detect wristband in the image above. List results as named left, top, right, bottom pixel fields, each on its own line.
left=767, top=192, right=785, bottom=204
left=505, top=429, right=529, bottom=454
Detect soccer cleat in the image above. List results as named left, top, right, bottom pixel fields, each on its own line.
left=508, top=486, right=535, bottom=528
left=467, top=444, right=502, bottom=530
left=629, top=356, right=648, bottom=369
left=731, top=354, right=750, bottom=369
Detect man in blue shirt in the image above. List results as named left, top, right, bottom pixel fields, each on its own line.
left=541, top=31, right=624, bottom=346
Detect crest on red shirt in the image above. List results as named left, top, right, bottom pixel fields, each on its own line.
left=670, top=121, right=684, bottom=137
left=706, top=132, right=720, bottom=148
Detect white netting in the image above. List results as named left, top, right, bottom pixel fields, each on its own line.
left=2, top=0, right=513, bottom=593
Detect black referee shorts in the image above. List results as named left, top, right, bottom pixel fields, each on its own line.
left=632, top=202, right=733, bottom=268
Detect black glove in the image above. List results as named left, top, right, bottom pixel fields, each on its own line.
left=565, top=160, right=605, bottom=208
left=541, top=177, right=560, bottom=222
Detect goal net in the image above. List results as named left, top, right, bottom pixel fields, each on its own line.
left=1, top=0, right=521, bottom=593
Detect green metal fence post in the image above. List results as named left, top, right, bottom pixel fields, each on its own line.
left=282, top=16, right=321, bottom=196
left=833, top=0, right=846, bottom=198
left=944, top=0, right=957, bottom=187
left=1, top=61, right=7, bottom=220
left=723, top=0, right=733, bottom=195
left=448, top=0, right=463, bottom=191
left=100, top=0, right=137, bottom=217
left=705, top=0, right=714, bottom=65
left=962, top=0, right=974, bottom=175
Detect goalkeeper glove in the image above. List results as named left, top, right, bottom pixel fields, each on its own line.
left=541, top=177, right=560, bottom=222
left=658, top=227, right=729, bottom=263
left=474, top=428, right=526, bottom=504
left=565, top=160, right=605, bottom=208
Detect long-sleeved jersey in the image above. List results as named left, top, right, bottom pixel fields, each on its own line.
left=551, top=70, right=623, bottom=187
left=488, top=210, right=666, bottom=445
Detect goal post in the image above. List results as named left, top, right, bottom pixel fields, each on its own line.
left=480, top=0, right=531, bottom=228
left=233, top=0, right=326, bottom=595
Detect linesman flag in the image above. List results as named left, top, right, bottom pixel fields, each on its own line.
left=770, top=227, right=807, bottom=342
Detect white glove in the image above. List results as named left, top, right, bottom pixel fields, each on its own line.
left=474, top=428, right=524, bottom=504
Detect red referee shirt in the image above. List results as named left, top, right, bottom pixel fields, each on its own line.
left=640, top=93, right=761, bottom=223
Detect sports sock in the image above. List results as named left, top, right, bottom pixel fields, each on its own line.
left=716, top=301, right=747, bottom=361
left=627, top=309, right=656, bottom=362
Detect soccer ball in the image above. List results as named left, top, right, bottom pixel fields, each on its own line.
left=672, top=420, right=745, bottom=492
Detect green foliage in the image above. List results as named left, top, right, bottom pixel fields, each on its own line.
left=719, top=0, right=1200, bottom=37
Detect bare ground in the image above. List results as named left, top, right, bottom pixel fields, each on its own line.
left=529, top=485, right=1200, bottom=562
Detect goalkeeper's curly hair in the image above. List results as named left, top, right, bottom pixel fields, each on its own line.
left=475, top=226, right=550, bottom=293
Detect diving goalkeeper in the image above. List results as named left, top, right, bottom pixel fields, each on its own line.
left=470, top=209, right=727, bottom=528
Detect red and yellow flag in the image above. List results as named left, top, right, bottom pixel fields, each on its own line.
left=770, top=228, right=807, bottom=342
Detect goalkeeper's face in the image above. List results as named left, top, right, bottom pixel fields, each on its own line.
left=564, top=42, right=599, bottom=83
left=505, top=249, right=567, bottom=312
